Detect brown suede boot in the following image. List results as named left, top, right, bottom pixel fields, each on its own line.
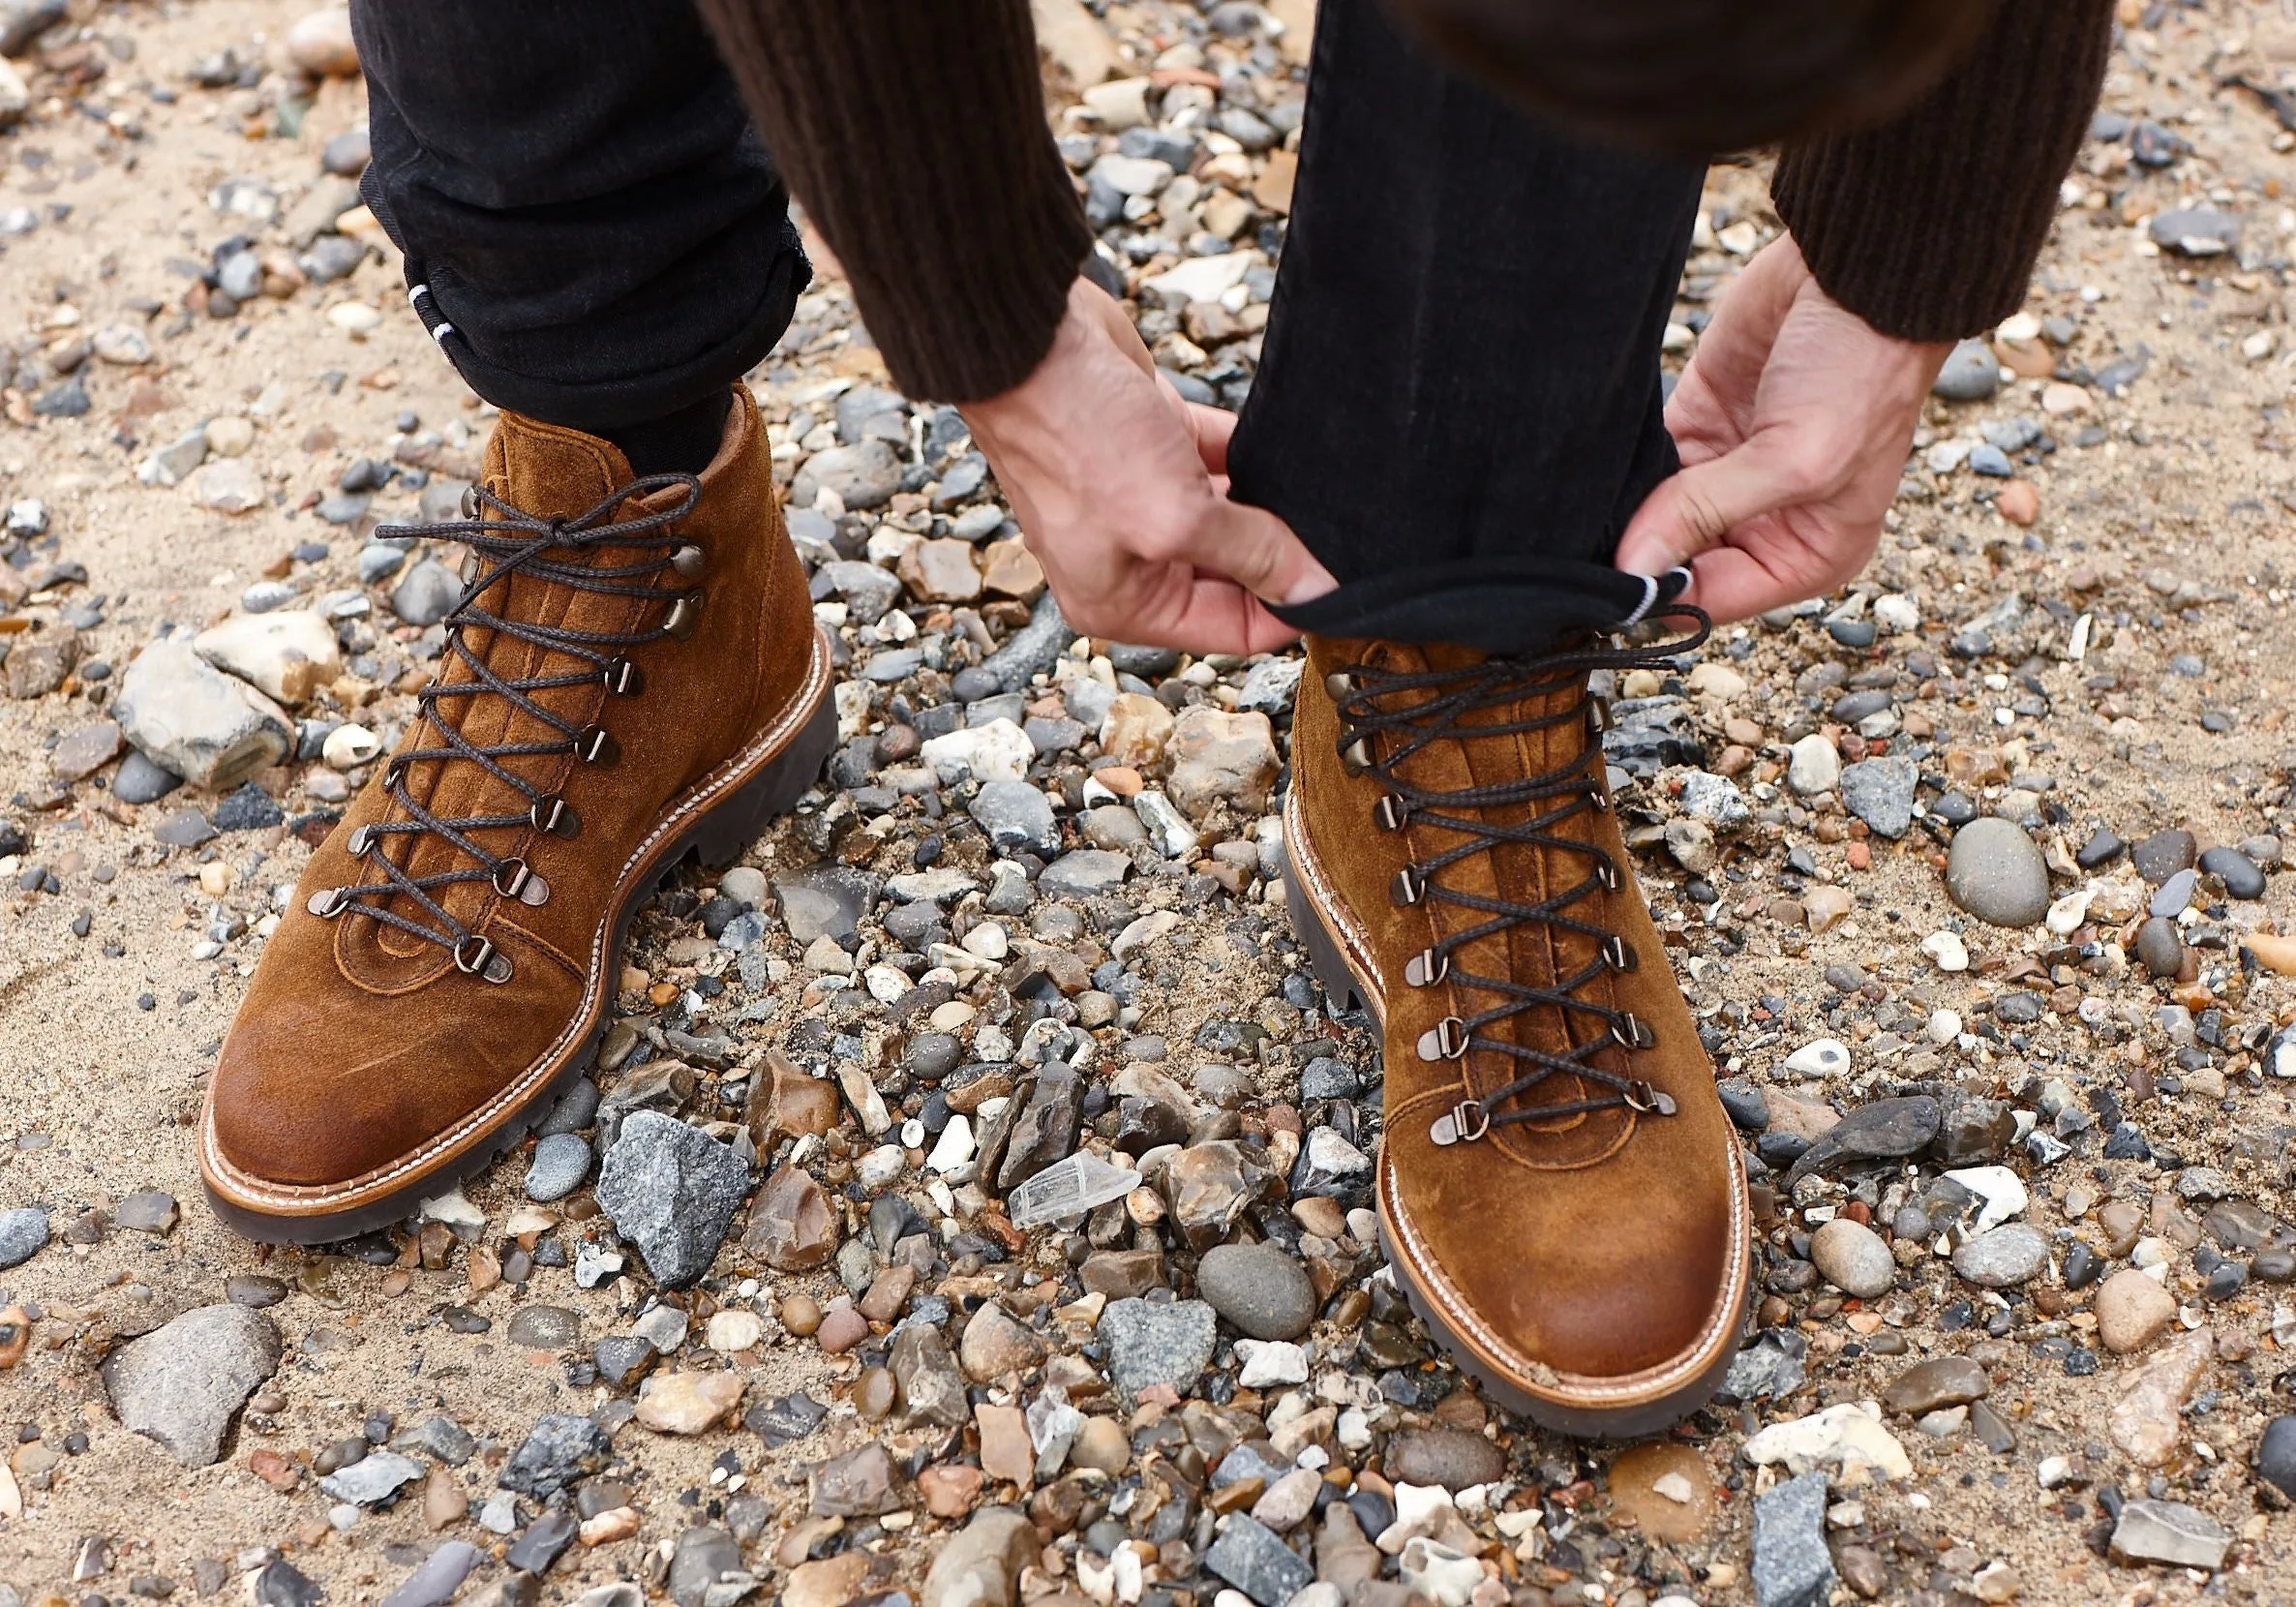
left=1284, top=622, right=1751, bottom=1437
left=199, top=386, right=834, bottom=1242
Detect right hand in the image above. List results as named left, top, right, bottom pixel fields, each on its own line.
left=961, top=278, right=1335, bottom=653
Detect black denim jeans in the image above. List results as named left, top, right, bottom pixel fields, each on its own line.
left=351, top=0, right=1704, bottom=652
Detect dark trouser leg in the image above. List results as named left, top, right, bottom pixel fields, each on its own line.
left=350, top=0, right=807, bottom=437
left=1232, top=0, right=1706, bottom=653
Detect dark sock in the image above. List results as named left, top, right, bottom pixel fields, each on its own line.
left=601, top=390, right=733, bottom=478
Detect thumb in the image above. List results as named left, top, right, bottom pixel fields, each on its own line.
left=1187, top=499, right=1338, bottom=607
left=1615, top=440, right=1803, bottom=578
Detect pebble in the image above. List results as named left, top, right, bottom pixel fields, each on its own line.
left=192, top=611, right=343, bottom=705
left=1809, top=1218, right=1893, bottom=1298
left=1839, top=756, right=1916, bottom=837
left=742, top=1164, right=841, bottom=1270
left=1195, top=1241, right=1318, bottom=1340
left=1878, top=1356, right=1988, bottom=1415
left=1205, top=1514, right=1314, bottom=1607
left=1951, top=1225, right=2049, bottom=1289
left=2255, top=1415, right=2296, bottom=1500
left=2134, top=917, right=2184, bottom=979
left=0, top=1206, right=48, bottom=1268
left=592, top=1111, right=749, bottom=1288
left=2108, top=1326, right=2213, bottom=1466
left=113, top=637, right=291, bottom=791
left=921, top=1508, right=1036, bottom=1607
left=1945, top=819, right=2052, bottom=928
left=1384, top=1426, right=1506, bottom=1490
left=2096, top=1269, right=2177, bottom=1354
left=523, top=1133, right=591, bottom=1201
left=1098, top=1296, right=1218, bottom=1403
left=2130, top=827, right=2197, bottom=883
left=2110, top=1499, right=2231, bottom=1570
left=498, top=1413, right=611, bottom=1498
left=2197, top=844, right=2265, bottom=898
left=100, top=1304, right=282, bottom=1467
left=1932, top=339, right=2002, bottom=401
left=634, top=1370, right=744, bottom=1435
left=1750, top=1471, right=1835, bottom=1607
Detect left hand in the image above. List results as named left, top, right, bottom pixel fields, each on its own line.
left=1613, top=235, right=1952, bottom=622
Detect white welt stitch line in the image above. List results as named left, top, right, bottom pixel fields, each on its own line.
left=208, top=630, right=835, bottom=1209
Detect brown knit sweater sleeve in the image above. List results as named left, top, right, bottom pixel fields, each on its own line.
left=1769, top=0, right=2114, bottom=343
left=695, top=0, right=1091, bottom=403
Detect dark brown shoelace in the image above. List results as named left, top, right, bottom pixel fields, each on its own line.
left=1325, top=607, right=1711, bottom=1144
left=304, top=475, right=706, bottom=984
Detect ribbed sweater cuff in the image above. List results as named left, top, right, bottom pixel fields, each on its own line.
left=1770, top=0, right=2112, bottom=343
left=699, top=0, right=1092, bottom=402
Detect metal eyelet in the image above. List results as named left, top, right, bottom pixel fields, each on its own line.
left=530, top=795, right=582, bottom=838
left=1586, top=696, right=1611, bottom=734
left=1323, top=672, right=1354, bottom=700
left=459, top=551, right=483, bottom=586
left=1587, top=785, right=1612, bottom=813
left=1594, top=858, right=1623, bottom=892
left=1612, top=1013, right=1655, bottom=1051
left=1430, top=1100, right=1489, bottom=1147
left=492, top=858, right=550, bottom=906
left=1603, top=934, right=1637, bottom=972
left=1339, top=737, right=1374, bottom=775
left=307, top=887, right=353, bottom=918
left=1417, top=1016, right=1467, bottom=1061
left=602, top=657, right=646, bottom=697
left=1373, top=796, right=1409, bottom=832
left=383, top=757, right=409, bottom=788
left=662, top=591, right=704, bottom=640
left=1390, top=867, right=1424, bottom=907
left=574, top=725, right=620, bottom=767
left=454, top=933, right=514, bottom=984
left=459, top=484, right=479, bottom=519
left=1625, top=1079, right=1677, bottom=1116
left=670, top=543, right=706, bottom=579
left=347, top=824, right=376, bottom=858
left=1405, top=949, right=1448, bottom=987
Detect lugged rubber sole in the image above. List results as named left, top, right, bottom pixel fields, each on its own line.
left=1283, top=809, right=1751, bottom=1440
left=199, top=628, right=839, bottom=1245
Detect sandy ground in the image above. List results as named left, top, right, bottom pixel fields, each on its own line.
left=0, top=1, right=2293, bottom=1604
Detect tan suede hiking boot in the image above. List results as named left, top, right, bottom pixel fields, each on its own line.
left=199, top=386, right=834, bottom=1242
left=1284, top=621, right=1751, bottom=1437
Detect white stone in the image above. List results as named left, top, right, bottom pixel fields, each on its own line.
left=1922, top=929, right=1971, bottom=972
left=1742, top=1403, right=1912, bottom=1487
left=704, top=1310, right=764, bottom=1352
left=2044, top=889, right=2092, bottom=936
left=921, top=717, right=1035, bottom=783
left=1782, top=1038, right=1850, bottom=1080
left=1927, top=1009, right=1963, bottom=1046
left=1080, top=76, right=1152, bottom=130
left=1235, top=1340, right=1310, bottom=1388
left=205, top=415, right=256, bottom=458
left=927, top=1115, right=976, bottom=1176
left=1873, top=593, right=1921, bottom=632
left=1140, top=251, right=1254, bottom=306
left=1943, top=1165, right=2029, bottom=1231
left=1787, top=734, right=1841, bottom=796
left=192, top=611, right=342, bottom=705
left=321, top=723, right=379, bottom=769
left=1397, top=1538, right=1482, bottom=1607
left=191, top=458, right=265, bottom=515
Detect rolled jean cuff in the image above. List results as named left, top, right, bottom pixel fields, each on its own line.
left=397, top=226, right=811, bottom=433
left=1269, top=556, right=1689, bottom=654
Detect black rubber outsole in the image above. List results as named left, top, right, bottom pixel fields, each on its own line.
left=1283, top=838, right=1751, bottom=1440
left=202, top=676, right=840, bottom=1247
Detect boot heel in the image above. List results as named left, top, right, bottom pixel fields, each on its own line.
left=1284, top=849, right=1365, bottom=1015
left=688, top=683, right=838, bottom=870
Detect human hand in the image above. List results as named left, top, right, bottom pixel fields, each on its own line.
left=961, top=278, right=1335, bottom=654
left=1613, top=236, right=1951, bottom=622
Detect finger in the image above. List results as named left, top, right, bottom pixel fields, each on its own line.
left=1613, top=440, right=1805, bottom=579
left=1180, top=498, right=1338, bottom=607
left=1186, top=403, right=1238, bottom=475
left=1677, top=531, right=1864, bottom=624
left=1157, top=575, right=1305, bottom=655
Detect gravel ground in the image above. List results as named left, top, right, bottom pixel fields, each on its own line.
left=1, top=2, right=2294, bottom=1605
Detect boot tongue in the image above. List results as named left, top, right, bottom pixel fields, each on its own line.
left=1381, top=642, right=1626, bottom=1159
left=365, top=416, right=644, bottom=958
